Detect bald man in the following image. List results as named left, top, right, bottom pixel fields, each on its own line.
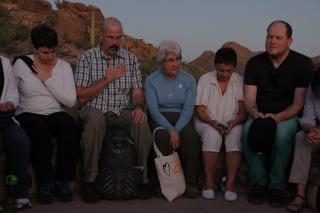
left=75, top=17, right=152, bottom=202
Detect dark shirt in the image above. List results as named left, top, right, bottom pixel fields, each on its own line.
left=244, top=50, right=313, bottom=114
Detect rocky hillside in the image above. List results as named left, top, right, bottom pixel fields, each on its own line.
left=0, top=0, right=318, bottom=77
left=189, top=41, right=319, bottom=76
left=189, top=42, right=258, bottom=75
left=222, top=41, right=259, bottom=74
left=0, top=0, right=157, bottom=66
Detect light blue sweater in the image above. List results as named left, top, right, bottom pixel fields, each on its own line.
left=145, top=69, right=196, bottom=132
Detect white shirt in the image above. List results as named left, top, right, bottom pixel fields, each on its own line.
left=195, top=71, right=243, bottom=124
left=0, top=56, right=19, bottom=107
left=13, top=55, right=77, bottom=115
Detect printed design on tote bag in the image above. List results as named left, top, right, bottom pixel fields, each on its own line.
left=162, top=161, right=183, bottom=177
left=163, top=162, right=170, bottom=176
left=172, top=162, right=182, bottom=175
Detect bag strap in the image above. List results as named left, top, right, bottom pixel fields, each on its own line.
left=0, top=58, right=4, bottom=98
left=12, top=55, right=37, bottom=74
left=152, top=127, right=166, bottom=158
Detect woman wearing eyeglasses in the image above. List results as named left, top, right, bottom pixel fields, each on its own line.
left=145, top=40, right=200, bottom=198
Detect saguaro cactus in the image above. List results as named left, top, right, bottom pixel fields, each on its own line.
left=87, top=10, right=99, bottom=48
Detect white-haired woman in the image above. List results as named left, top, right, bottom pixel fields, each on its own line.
left=145, top=40, right=200, bottom=198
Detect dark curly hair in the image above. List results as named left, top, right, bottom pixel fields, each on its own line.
left=214, top=47, right=237, bottom=66
left=31, top=24, right=58, bottom=49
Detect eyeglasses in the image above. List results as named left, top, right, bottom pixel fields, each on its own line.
left=162, top=57, right=182, bottom=64
left=106, top=35, right=123, bottom=41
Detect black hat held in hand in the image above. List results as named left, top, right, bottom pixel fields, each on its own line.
left=248, top=117, right=277, bottom=154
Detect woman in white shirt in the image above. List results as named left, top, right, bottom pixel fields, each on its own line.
left=13, top=25, right=80, bottom=204
left=195, top=48, right=246, bottom=201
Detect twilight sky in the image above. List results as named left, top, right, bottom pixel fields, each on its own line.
left=50, top=0, right=320, bottom=61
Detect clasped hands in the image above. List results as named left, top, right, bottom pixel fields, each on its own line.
left=253, top=112, right=282, bottom=123
left=306, top=127, right=320, bottom=144
left=210, top=119, right=236, bottom=136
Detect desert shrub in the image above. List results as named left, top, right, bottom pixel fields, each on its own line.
left=0, top=5, right=15, bottom=48
left=75, top=40, right=91, bottom=50
left=139, top=58, right=158, bottom=81
left=54, top=0, right=64, bottom=9
left=0, top=25, right=15, bottom=48
left=0, top=5, right=10, bottom=18
left=62, top=33, right=71, bottom=44
left=47, top=12, right=57, bottom=27
left=14, top=25, right=30, bottom=40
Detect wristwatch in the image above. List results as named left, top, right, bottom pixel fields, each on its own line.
left=134, top=104, right=145, bottom=110
left=128, top=104, right=145, bottom=111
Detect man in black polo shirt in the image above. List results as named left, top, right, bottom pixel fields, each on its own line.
left=242, top=20, right=314, bottom=208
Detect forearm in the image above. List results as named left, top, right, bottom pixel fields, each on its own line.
left=44, top=75, right=77, bottom=107
left=275, top=87, right=307, bottom=122
left=244, top=85, right=261, bottom=118
left=131, top=88, right=145, bottom=113
left=275, top=104, right=303, bottom=122
left=6, top=92, right=19, bottom=108
left=232, top=113, right=247, bottom=126
left=197, top=106, right=214, bottom=125
left=231, top=101, right=247, bottom=126
left=244, top=101, right=260, bottom=118
left=6, top=72, right=19, bottom=108
left=77, top=77, right=110, bottom=104
left=175, top=109, right=193, bottom=132
left=175, top=82, right=196, bottom=131
left=198, top=113, right=213, bottom=125
left=132, top=91, right=145, bottom=106
left=149, top=109, right=175, bottom=130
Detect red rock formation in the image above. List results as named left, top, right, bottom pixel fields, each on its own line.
left=189, top=50, right=215, bottom=71
left=55, top=1, right=104, bottom=45
left=0, top=0, right=318, bottom=75
left=18, top=0, right=52, bottom=15
left=188, top=42, right=259, bottom=76
left=123, top=36, right=157, bottom=60
left=222, top=41, right=258, bottom=74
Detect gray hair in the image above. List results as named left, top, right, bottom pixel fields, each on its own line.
left=157, top=40, right=182, bottom=64
left=101, top=17, right=123, bottom=33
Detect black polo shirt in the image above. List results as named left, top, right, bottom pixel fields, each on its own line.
left=244, top=50, right=313, bottom=114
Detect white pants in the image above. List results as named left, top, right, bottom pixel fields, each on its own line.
left=195, top=121, right=242, bottom=152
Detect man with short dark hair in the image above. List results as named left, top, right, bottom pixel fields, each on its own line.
left=75, top=17, right=152, bottom=202
left=242, top=20, right=314, bottom=207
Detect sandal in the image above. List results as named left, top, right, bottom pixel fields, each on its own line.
left=287, top=195, right=305, bottom=213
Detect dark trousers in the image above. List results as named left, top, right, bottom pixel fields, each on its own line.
left=149, top=112, right=200, bottom=184
left=16, top=112, right=80, bottom=185
left=0, top=120, right=30, bottom=198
